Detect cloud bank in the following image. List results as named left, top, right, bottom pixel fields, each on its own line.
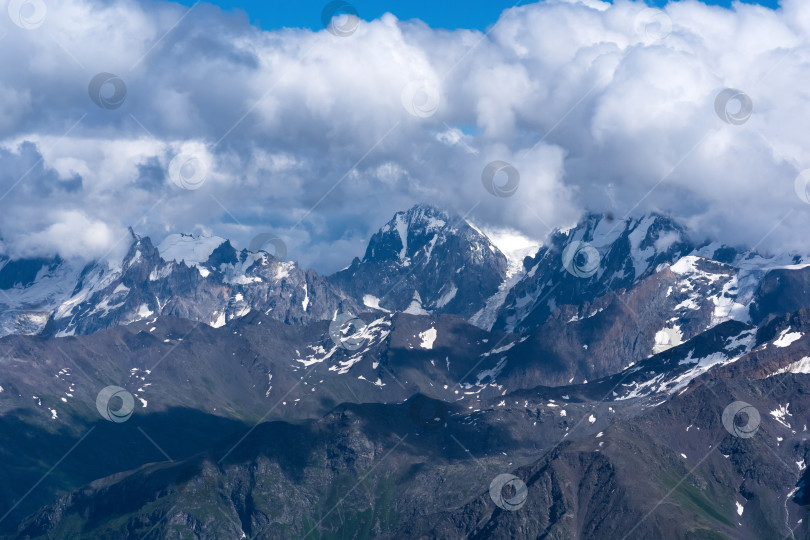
left=1, top=0, right=809, bottom=271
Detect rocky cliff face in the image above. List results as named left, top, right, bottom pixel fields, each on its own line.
left=329, top=204, right=508, bottom=319
left=490, top=213, right=696, bottom=333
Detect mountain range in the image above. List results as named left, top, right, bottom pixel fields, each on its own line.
left=2, top=204, right=810, bottom=538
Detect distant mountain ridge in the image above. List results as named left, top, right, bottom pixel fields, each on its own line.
left=2, top=205, right=810, bottom=342
left=0, top=204, right=509, bottom=338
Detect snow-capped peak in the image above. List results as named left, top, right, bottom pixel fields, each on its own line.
left=366, top=204, right=451, bottom=264
left=329, top=204, right=508, bottom=320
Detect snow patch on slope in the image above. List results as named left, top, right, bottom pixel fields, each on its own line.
left=363, top=295, right=389, bottom=312
left=404, top=291, right=429, bottom=315
left=394, top=213, right=408, bottom=261
left=434, top=284, right=457, bottom=308
left=653, top=326, right=682, bottom=354
left=768, top=357, right=810, bottom=377
left=773, top=328, right=803, bottom=348
left=419, top=327, right=437, bottom=349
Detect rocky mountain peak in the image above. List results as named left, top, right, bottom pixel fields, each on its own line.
left=122, top=232, right=161, bottom=270
left=206, top=240, right=240, bottom=267
left=331, top=204, right=508, bottom=318
left=362, top=204, right=454, bottom=264
left=492, top=211, right=696, bottom=332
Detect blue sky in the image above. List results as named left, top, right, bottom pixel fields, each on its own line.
left=177, top=0, right=781, bottom=31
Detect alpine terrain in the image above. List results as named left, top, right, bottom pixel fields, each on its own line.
left=0, top=204, right=807, bottom=538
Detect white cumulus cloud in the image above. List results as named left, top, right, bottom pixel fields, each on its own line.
left=0, top=0, right=807, bottom=270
